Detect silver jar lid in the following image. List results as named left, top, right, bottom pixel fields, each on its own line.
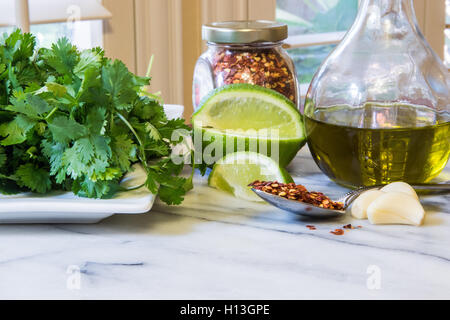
left=202, top=20, right=288, bottom=44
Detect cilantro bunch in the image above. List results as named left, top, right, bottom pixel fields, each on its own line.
left=0, top=30, right=192, bottom=204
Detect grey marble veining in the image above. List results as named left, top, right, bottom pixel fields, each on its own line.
left=0, top=147, right=448, bottom=299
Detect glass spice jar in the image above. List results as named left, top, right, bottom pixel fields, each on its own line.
left=193, top=20, right=299, bottom=110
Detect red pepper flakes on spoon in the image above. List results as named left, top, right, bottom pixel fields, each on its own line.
left=250, top=181, right=344, bottom=210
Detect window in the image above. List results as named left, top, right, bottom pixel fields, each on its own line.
left=276, top=0, right=448, bottom=93
left=276, top=0, right=359, bottom=85
left=0, top=21, right=103, bottom=50
left=0, top=0, right=109, bottom=49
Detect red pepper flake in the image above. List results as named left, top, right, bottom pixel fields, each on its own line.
left=306, top=225, right=316, bottom=230
left=330, top=229, right=345, bottom=236
left=343, top=224, right=354, bottom=229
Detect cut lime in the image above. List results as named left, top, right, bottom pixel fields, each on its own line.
left=208, top=151, right=293, bottom=202
left=192, top=84, right=306, bottom=167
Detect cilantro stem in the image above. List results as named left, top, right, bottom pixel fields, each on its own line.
left=140, top=90, right=163, bottom=100
left=110, top=112, right=114, bottom=132
left=0, top=173, right=18, bottom=182
left=146, top=55, right=154, bottom=78
left=45, top=107, right=58, bottom=120
left=116, top=112, right=147, bottom=165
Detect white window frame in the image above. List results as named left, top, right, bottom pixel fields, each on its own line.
left=10, top=0, right=112, bottom=32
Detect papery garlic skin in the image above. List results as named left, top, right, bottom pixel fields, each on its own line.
left=380, top=182, right=419, bottom=200
left=367, top=192, right=425, bottom=226
left=351, top=190, right=385, bottom=219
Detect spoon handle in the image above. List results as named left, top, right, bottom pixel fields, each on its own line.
left=409, top=182, right=450, bottom=191
left=340, top=182, right=450, bottom=208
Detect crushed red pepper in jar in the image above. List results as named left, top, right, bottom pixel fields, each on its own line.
left=212, top=48, right=296, bottom=104
left=194, top=21, right=299, bottom=110
left=250, top=181, right=344, bottom=211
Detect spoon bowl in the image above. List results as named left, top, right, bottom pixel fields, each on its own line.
left=252, top=188, right=345, bottom=218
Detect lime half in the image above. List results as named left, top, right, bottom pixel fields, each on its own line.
left=209, top=151, right=293, bottom=202
left=192, top=84, right=306, bottom=167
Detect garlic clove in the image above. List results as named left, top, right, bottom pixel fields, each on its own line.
left=380, top=181, right=419, bottom=200
left=367, top=192, right=425, bottom=226
left=350, top=189, right=385, bottom=219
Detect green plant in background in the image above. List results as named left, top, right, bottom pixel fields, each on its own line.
left=287, top=44, right=336, bottom=84
left=311, top=0, right=359, bottom=33
left=277, top=0, right=358, bottom=34
left=276, top=0, right=358, bottom=85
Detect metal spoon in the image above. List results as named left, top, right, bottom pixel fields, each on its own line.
left=252, top=182, right=450, bottom=218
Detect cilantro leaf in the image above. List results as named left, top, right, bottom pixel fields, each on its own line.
left=158, top=184, right=187, bottom=205
left=61, top=146, right=86, bottom=180
left=15, top=163, right=52, bottom=193
left=158, top=118, right=191, bottom=140
left=48, top=116, right=87, bottom=144
left=131, top=96, right=165, bottom=121
left=0, top=114, right=37, bottom=146
left=72, top=176, right=119, bottom=199
left=45, top=82, right=67, bottom=98
left=73, top=137, right=95, bottom=163
left=42, top=37, right=79, bottom=75
left=101, top=60, right=136, bottom=110
left=74, top=49, right=102, bottom=78
left=111, top=134, right=137, bottom=171
left=41, top=139, right=67, bottom=183
left=7, top=93, right=52, bottom=118
left=2, top=30, right=36, bottom=63
left=61, top=135, right=111, bottom=180
left=86, top=107, right=106, bottom=134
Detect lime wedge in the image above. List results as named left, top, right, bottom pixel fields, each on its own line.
left=209, top=151, right=293, bottom=202
left=192, top=84, right=306, bottom=167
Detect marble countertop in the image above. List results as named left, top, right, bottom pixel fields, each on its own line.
left=0, top=147, right=449, bottom=300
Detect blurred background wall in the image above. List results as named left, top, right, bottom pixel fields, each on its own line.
left=2, top=0, right=447, bottom=119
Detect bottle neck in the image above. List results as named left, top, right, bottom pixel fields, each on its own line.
left=355, top=0, right=419, bottom=36
left=359, top=0, right=414, bottom=13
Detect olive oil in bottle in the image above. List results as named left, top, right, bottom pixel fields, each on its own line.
left=305, top=104, right=450, bottom=187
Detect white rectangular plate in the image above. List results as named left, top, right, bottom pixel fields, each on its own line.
left=0, top=105, right=184, bottom=224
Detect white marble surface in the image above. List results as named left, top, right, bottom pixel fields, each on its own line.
left=0, top=147, right=449, bottom=300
